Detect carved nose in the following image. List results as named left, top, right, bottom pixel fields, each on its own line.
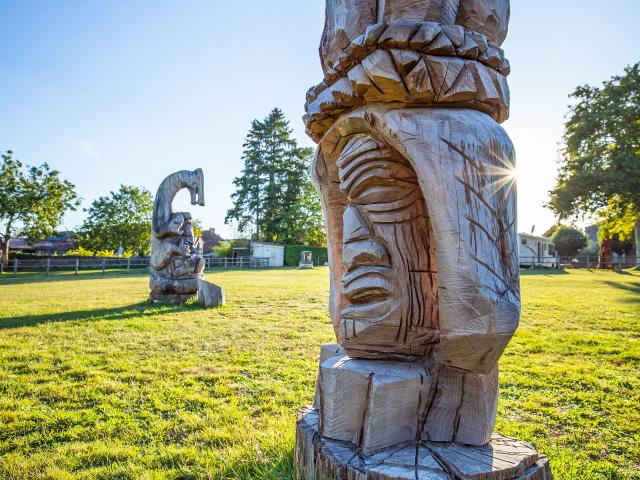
left=342, top=205, right=390, bottom=271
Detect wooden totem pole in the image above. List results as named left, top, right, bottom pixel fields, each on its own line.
left=295, top=1, right=553, bottom=478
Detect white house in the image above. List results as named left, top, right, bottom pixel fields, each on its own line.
left=250, top=242, right=284, bottom=267
left=518, top=233, right=557, bottom=268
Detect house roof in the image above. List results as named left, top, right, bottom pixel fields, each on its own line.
left=9, top=237, right=75, bottom=251
left=518, top=232, right=553, bottom=242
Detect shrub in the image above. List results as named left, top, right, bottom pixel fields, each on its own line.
left=65, top=246, right=116, bottom=258
left=210, top=241, right=232, bottom=258
left=551, top=226, right=587, bottom=257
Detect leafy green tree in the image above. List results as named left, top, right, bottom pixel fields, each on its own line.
left=548, top=63, right=640, bottom=265
left=192, top=218, right=203, bottom=238
left=77, top=185, right=153, bottom=256
left=291, top=179, right=326, bottom=246
left=551, top=225, right=587, bottom=257
left=225, top=108, right=323, bottom=244
left=543, top=224, right=561, bottom=239
left=0, top=150, right=79, bottom=264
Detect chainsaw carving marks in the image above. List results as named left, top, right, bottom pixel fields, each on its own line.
left=337, top=134, right=439, bottom=358
left=305, top=19, right=511, bottom=142
left=315, top=107, right=520, bottom=371
left=295, top=1, right=551, bottom=478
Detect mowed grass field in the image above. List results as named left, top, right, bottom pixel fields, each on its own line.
left=0, top=268, right=638, bottom=480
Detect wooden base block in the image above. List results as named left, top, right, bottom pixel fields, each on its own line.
left=295, top=407, right=553, bottom=480
left=197, top=280, right=225, bottom=307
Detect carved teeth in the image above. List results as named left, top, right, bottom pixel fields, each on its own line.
left=347, top=64, right=377, bottom=96
left=361, top=50, right=406, bottom=95
left=425, top=31, right=456, bottom=56
left=425, top=55, right=465, bottom=100
left=363, top=22, right=388, bottom=47
left=390, top=49, right=421, bottom=76
left=441, top=25, right=465, bottom=49
left=405, top=58, right=433, bottom=98
left=442, top=64, right=478, bottom=102
left=408, top=22, right=442, bottom=50
left=479, top=45, right=503, bottom=70
left=377, top=20, right=419, bottom=49
left=467, top=31, right=489, bottom=54
left=345, top=34, right=367, bottom=60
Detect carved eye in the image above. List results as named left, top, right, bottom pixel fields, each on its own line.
left=338, top=135, right=417, bottom=204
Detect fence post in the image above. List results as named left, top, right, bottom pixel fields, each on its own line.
left=102, top=259, right=106, bottom=274
left=75, top=258, right=79, bottom=275
left=239, top=257, right=243, bottom=269
left=46, top=257, right=51, bottom=276
left=224, top=257, right=228, bottom=269
left=0, top=261, right=3, bottom=274
left=13, top=259, right=18, bottom=277
left=127, top=258, right=131, bottom=272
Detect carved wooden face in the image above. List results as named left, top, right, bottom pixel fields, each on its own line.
left=336, top=134, right=439, bottom=358
left=315, top=107, right=519, bottom=371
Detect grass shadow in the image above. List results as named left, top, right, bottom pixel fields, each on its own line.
left=521, top=268, right=569, bottom=276
left=0, top=270, right=149, bottom=286
left=0, top=301, right=199, bottom=330
left=602, top=281, right=640, bottom=293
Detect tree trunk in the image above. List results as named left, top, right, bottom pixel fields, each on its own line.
left=635, top=219, right=640, bottom=268
left=598, top=237, right=612, bottom=270
left=0, top=236, right=10, bottom=266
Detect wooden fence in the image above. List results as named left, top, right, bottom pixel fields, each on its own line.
left=520, top=255, right=636, bottom=270
left=0, top=256, right=269, bottom=277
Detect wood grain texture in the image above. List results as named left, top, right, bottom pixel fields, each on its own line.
left=149, top=170, right=206, bottom=302
left=305, top=17, right=510, bottom=141
left=315, top=107, right=519, bottom=372
left=295, top=407, right=553, bottom=480
left=319, top=0, right=509, bottom=67
left=298, top=3, right=550, bottom=476
left=197, top=280, right=225, bottom=307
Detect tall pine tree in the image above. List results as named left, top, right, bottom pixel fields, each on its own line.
left=225, top=108, right=325, bottom=245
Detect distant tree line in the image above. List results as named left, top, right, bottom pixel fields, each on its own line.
left=0, top=151, right=79, bottom=264
left=225, top=108, right=326, bottom=246
left=1, top=109, right=326, bottom=262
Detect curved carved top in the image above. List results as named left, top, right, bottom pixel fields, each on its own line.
left=153, top=169, right=205, bottom=239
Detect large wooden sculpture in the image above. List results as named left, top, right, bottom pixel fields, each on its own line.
left=149, top=169, right=223, bottom=306
left=295, top=1, right=553, bottom=478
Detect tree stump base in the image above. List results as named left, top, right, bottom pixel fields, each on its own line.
left=295, top=407, right=553, bottom=480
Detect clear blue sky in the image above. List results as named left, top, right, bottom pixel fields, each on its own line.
left=1, top=1, right=639, bottom=238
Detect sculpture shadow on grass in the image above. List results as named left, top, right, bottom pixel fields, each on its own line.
left=0, top=301, right=197, bottom=330
left=602, top=280, right=640, bottom=303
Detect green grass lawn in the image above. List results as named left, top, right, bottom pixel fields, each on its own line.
left=0, top=268, right=638, bottom=480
